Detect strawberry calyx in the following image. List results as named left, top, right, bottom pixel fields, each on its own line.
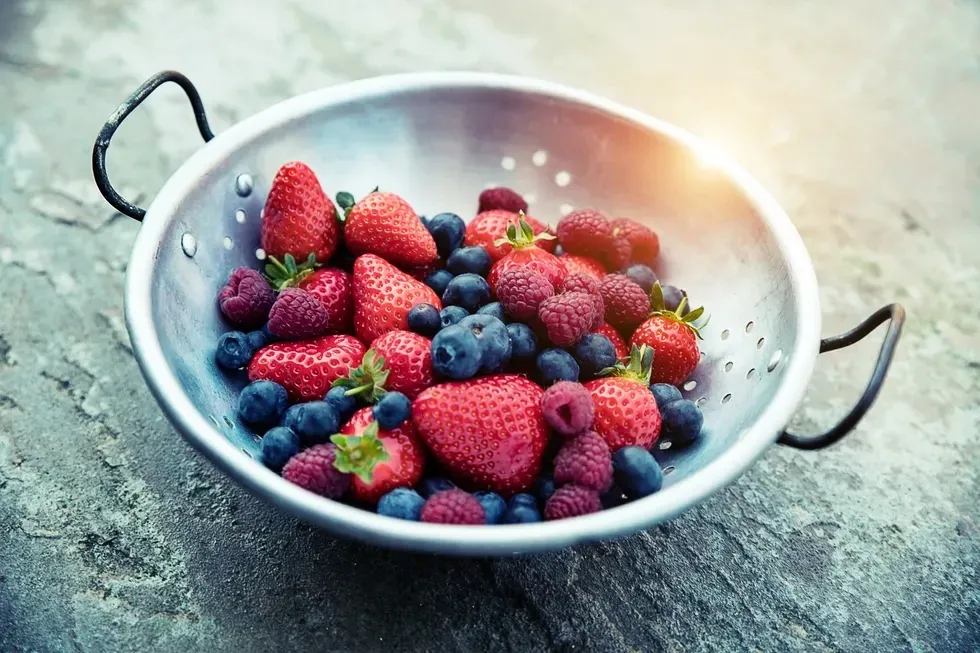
left=331, top=349, right=389, bottom=403
left=598, top=344, right=654, bottom=385
left=492, top=213, right=557, bottom=250
left=336, top=187, right=380, bottom=220
left=330, top=421, right=390, bottom=484
left=264, top=253, right=318, bottom=290
left=649, top=281, right=709, bottom=340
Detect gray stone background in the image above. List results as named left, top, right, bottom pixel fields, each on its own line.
left=1, top=0, right=978, bottom=651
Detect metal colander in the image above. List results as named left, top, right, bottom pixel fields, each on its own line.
left=92, top=71, right=904, bottom=555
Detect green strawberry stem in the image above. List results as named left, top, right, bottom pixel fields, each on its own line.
left=492, top=213, right=557, bottom=249
left=331, top=422, right=389, bottom=484
left=336, top=187, right=380, bottom=220
left=649, top=281, right=709, bottom=340
left=331, top=349, right=389, bottom=403
left=264, top=253, right=318, bottom=290
left=598, top=344, right=655, bottom=384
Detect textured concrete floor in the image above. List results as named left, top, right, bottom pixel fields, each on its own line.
left=1, top=0, right=979, bottom=651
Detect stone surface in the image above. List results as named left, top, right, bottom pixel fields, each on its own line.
left=1, top=0, right=978, bottom=651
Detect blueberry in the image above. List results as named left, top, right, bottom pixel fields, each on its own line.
left=245, top=330, right=268, bottom=352
left=260, top=426, right=300, bottom=473
left=534, top=475, right=556, bottom=505
left=419, top=477, right=456, bottom=499
left=473, top=491, right=507, bottom=524
left=661, top=399, right=703, bottom=447
left=260, top=322, right=278, bottom=343
left=446, top=246, right=492, bottom=277
left=574, top=333, right=617, bottom=379
left=600, top=484, right=630, bottom=509
left=324, top=385, right=357, bottom=423
left=238, top=380, right=289, bottom=431
left=662, top=284, right=689, bottom=313
left=425, top=269, right=455, bottom=298
left=650, top=383, right=683, bottom=410
left=215, top=331, right=254, bottom=370
left=535, top=348, right=580, bottom=385
left=407, top=303, right=442, bottom=338
left=622, top=264, right=659, bottom=294
left=427, top=212, right=467, bottom=258
left=503, top=495, right=542, bottom=523
left=439, top=305, right=469, bottom=328
left=477, top=302, right=507, bottom=323
left=431, top=325, right=483, bottom=379
left=283, top=400, right=341, bottom=447
left=612, top=446, right=664, bottom=499
left=458, top=314, right=512, bottom=373
left=373, top=391, right=412, bottom=429
left=377, top=487, right=425, bottom=521
left=442, top=273, right=491, bottom=311
left=506, top=323, right=538, bottom=360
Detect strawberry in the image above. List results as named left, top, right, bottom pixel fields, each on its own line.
left=260, top=162, right=340, bottom=263
left=352, top=254, right=442, bottom=344
left=487, top=217, right=566, bottom=291
left=412, top=374, right=549, bottom=496
left=333, top=331, right=433, bottom=401
left=611, top=217, right=660, bottom=266
left=583, top=345, right=662, bottom=451
left=594, top=323, right=630, bottom=361
left=465, top=210, right=555, bottom=262
left=248, top=334, right=366, bottom=402
left=560, top=255, right=607, bottom=280
left=340, top=191, right=438, bottom=267
left=335, top=407, right=426, bottom=505
left=630, top=282, right=707, bottom=385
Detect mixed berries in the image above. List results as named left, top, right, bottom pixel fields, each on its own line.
left=214, top=164, right=710, bottom=526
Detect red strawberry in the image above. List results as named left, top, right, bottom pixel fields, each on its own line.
left=594, top=323, right=630, bottom=360
left=611, top=217, right=660, bottom=265
left=583, top=345, right=662, bottom=451
left=465, top=210, right=555, bottom=262
left=248, top=334, right=366, bottom=403
left=487, top=218, right=566, bottom=291
left=260, top=162, right=339, bottom=263
left=335, top=408, right=426, bottom=505
left=264, top=255, right=353, bottom=334
left=352, top=254, right=442, bottom=344
left=560, top=255, right=607, bottom=280
left=630, top=282, right=707, bottom=385
left=333, top=331, right=433, bottom=401
left=341, top=191, right=438, bottom=267
left=478, top=187, right=528, bottom=214
left=412, top=374, right=549, bottom=496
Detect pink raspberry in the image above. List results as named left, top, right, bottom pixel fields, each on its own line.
left=282, top=444, right=351, bottom=499
left=537, top=291, right=594, bottom=347
left=561, top=273, right=604, bottom=330
left=218, top=267, right=275, bottom=329
left=556, top=209, right=614, bottom=259
left=601, top=236, right=632, bottom=272
left=420, top=489, right=486, bottom=524
left=611, top=217, right=660, bottom=266
left=544, top=484, right=602, bottom=521
left=599, top=274, right=649, bottom=333
left=478, top=186, right=528, bottom=214
left=495, top=267, right=554, bottom=321
left=540, top=381, right=595, bottom=436
left=553, top=431, right=613, bottom=492
left=267, top=288, right=330, bottom=340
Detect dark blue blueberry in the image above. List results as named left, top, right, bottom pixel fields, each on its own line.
left=661, top=399, right=703, bottom=447
left=373, top=391, right=412, bottom=429
left=458, top=314, right=512, bottom=373
left=600, top=484, right=630, bottom=509
left=431, top=325, right=483, bottom=379
left=407, top=303, right=442, bottom=338
left=502, top=495, right=542, bottom=523
left=419, top=477, right=456, bottom=499
left=215, top=331, right=254, bottom=370
left=650, top=383, right=683, bottom=410
left=534, top=475, right=556, bottom=505
left=260, top=426, right=300, bottom=473
left=622, top=264, right=659, bottom=294
left=245, top=330, right=268, bottom=352
left=509, top=493, right=538, bottom=508
left=377, top=487, right=426, bottom=520
left=324, top=385, right=357, bottom=423
left=425, top=269, right=455, bottom=298
left=238, top=380, right=289, bottom=431
left=535, top=348, right=580, bottom=385
left=283, top=400, right=341, bottom=447
left=662, top=284, right=689, bottom=313
left=260, top=322, right=278, bottom=343
left=573, top=333, right=617, bottom=379
left=427, top=212, right=467, bottom=259
left=442, top=273, right=491, bottom=311
left=446, top=246, right=492, bottom=277
left=476, top=302, right=507, bottom=323
left=439, top=305, right=469, bottom=328
left=612, top=446, right=664, bottom=499
left=506, top=323, right=538, bottom=359
left=473, top=491, right=507, bottom=524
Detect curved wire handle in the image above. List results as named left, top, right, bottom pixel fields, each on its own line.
left=779, top=304, right=906, bottom=450
left=92, top=71, right=215, bottom=222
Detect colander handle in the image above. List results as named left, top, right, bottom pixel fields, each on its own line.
left=92, top=71, right=215, bottom=222
left=778, top=303, right=906, bottom=450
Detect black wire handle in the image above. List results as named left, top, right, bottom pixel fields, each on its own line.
left=92, top=71, right=215, bottom=222
left=779, top=304, right=905, bottom=450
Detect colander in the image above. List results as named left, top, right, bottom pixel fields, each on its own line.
left=92, top=71, right=904, bottom=555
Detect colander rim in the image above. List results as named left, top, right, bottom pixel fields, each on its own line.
left=124, top=71, right=821, bottom=555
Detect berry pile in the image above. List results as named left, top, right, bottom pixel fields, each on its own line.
left=213, top=162, right=709, bottom=525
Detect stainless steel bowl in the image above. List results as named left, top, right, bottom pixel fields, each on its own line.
left=92, top=71, right=904, bottom=555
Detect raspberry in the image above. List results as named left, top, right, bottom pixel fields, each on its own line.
left=478, top=187, right=528, bottom=214
left=540, top=381, right=595, bottom=436
left=544, top=484, right=602, bottom=520
left=556, top=209, right=614, bottom=258
left=599, top=274, right=650, bottom=333
left=611, top=217, right=660, bottom=265
left=537, top=292, right=595, bottom=347
left=420, top=489, right=486, bottom=524
left=495, top=267, right=555, bottom=321
left=267, top=288, right=331, bottom=339
left=560, top=272, right=600, bottom=297
left=601, top=237, right=632, bottom=272
left=218, top=267, right=275, bottom=329
left=282, top=444, right=351, bottom=499
left=560, top=255, right=606, bottom=280
left=553, top=432, right=613, bottom=492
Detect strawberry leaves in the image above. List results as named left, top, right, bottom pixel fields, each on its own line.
left=649, top=282, right=709, bottom=339
left=331, top=421, right=390, bottom=484
left=493, top=213, right=557, bottom=249
left=599, top=344, right=654, bottom=384
left=331, top=349, right=389, bottom=403
left=264, top=253, right=317, bottom=290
